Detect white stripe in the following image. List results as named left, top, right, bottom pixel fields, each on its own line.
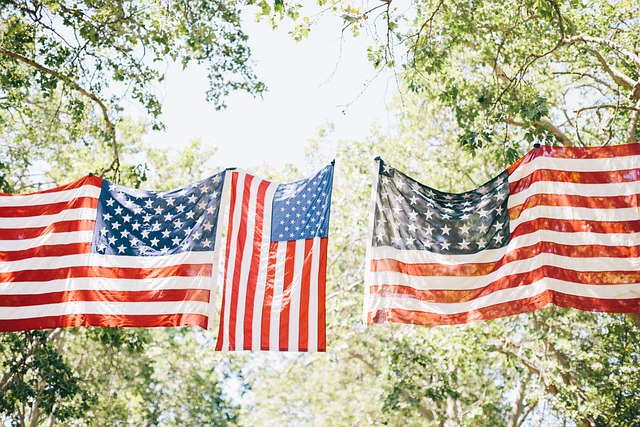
left=0, top=300, right=210, bottom=320
left=508, top=181, right=640, bottom=207
left=508, top=154, right=640, bottom=183
left=288, top=240, right=305, bottom=351
left=0, top=251, right=215, bottom=274
left=370, top=230, right=640, bottom=265
left=269, top=241, right=287, bottom=351
left=0, top=207, right=97, bottom=228
left=0, top=276, right=213, bottom=295
left=220, top=171, right=246, bottom=351
left=0, top=231, right=94, bottom=251
left=252, top=183, right=277, bottom=350
left=510, top=205, right=639, bottom=229
left=308, top=237, right=321, bottom=352
left=369, top=253, right=640, bottom=290
left=0, top=183, right=101, bottom=207
left=365, top=278, right=640, bottom=316
left=234, top=176, right=262, bottom=349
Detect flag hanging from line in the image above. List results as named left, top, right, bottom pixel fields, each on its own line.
left=364, top=144, right=640, bottom=326
left=215, top=164, right=334, bottom=352
left=0, top=172, right=226, bottom=332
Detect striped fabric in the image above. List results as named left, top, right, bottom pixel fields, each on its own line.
left=215, top=165, right=333, bottom=352
left=365, top=144, right=640, bottom=326
left=0, top=174, right=225, bottom=332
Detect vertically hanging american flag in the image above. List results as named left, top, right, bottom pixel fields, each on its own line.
left=215, top=164, right=334, bottom=352
left=0, top=172, right=226, bottom=332
left=364, top=144, right=640, bottom=326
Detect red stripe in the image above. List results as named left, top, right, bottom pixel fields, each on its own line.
left=370, top=267, right=640, bottom=303
left=511, top=218, right=640, bottom=237
left=228, top=174, right=254, bottom=350
left=0, top=289, right=210, bottom=307
left=372, top=243, right=640, bottom=277
left=507, top=143, right=640, bottom=175
left=317, top=238, right=327, bottom=352
left=509, top=194, right=638, bottom=221
left=510, top=169, right=639, bottom=195
left=0, top=219, right=95, bottom=240
left=0, top=175, right=102, bottom=197
left=261, top=242, right=278, bottom=350
left=298, top=239, right=313, bottom=351
left=0, top=242, right=91, bottom=262
left=279, top=240, right=296, bottom=351
left=0, top=313, right=207, bottom=332
left=242, top=180, right=270, bottom=350
left=216, top=172, right=238, bottom=351
left=368, top=293, right=640, bottom=326
left=0, top=197, right=98, bottom=218
left=0, top=264, right=212, bottom=283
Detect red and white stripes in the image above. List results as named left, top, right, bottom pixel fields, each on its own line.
left=0, top=176, right=216, bottom=332
left=366, top=144, right=640, bottom=326
left=215, top=170, right=327, bottom=352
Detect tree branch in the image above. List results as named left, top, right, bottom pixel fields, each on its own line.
left=564, top=35, right=640, bottom=68
left=0, top=47, right=120, bottom=176
left=589, top=50, right=636, bottom=92
left=504, top=117, right=573, bottom=146
left=626, top=100, right=640, bottom=143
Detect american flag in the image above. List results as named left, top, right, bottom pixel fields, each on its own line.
left=365, top=144, right=640, bottom=326
left=0, top=172, right=225, bottom=332
left=215, top=164, right=334, bottom=352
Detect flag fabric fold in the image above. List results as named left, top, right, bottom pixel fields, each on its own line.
left=0, top=172, right=226, bottom=332
left=365, top=144, right=640, bottom=326
left=215, top=164, right=334, bottom=352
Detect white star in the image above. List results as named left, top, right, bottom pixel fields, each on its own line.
left=495, top=206, right=504, bottom=215
left=160, top=246, right=170, bottom=254
left=132, top=206, right=143, bottom=215
left=407, top=223, right=417, bottom=233
left=441, top=225, right=451, bottom=235
left=174, top=219, right=183, bottom=229
left=131, top=222, right=141, bottom=231
left=143, top=213, right=152, bottom=223
left=203, top=222, right=213, bottom=232
left=477, top=238, right=487, bottom=249
left=117, top=244, right=126, bottom=253
left=161, top=229, right=170, bottom=238
left=120, top=229, right=130, bottom=239
left=424, top=225, right=434, bottom=235
left=108, top=236, right=117, bottom=245
left=141, top=230, right=150, bottom=239
left=405, top=236, right=415, bottom=246
left=102, top=213, right=112, bottom=221
left=440, top=240, right=450, bottom=250
left=172, top=236, right=181, bottom=245
left=106, top=198, right=115, bottom=207
left=478, top=209, right=489, bottom=218
left=139, top=246, right=149, bottom=254
left=376, top=231, right=386, bottom=242
left=213, top=175, right=221, bottom=184
left=459, top=224, right=470, bottom=235
left=152, top=221, right=161, bottom=231
left=493, top=233, right=505, bottom=244
left=206, top=206, right=215, bottom=214
left=186, top=211, right=195, bottom=219
left=409, top=194, right=419, bottom=205
left=144, top=200, right=154, bottom=209
left=97, top=243, right=107, bottom=252
left=114, top=206, right=123, bottom=215
left=111, top=221, right=121, bottom=230
left=442, top=213, right=451, bottom=220
left=154, top=206, right=163, bottom=215
left=459, top=240, right=470, bottom=250
left=391, top=235, right=402, bottom=245
left=493, top=221, right=504, bottom=230
left=408, top=211, right=418, bottom=221
left=197, top=201, right=207, bottom=210
left=130, top=237, right=139, bottom=247
left=150, top=237, right=159, bottom=247
left=478, top=223, right=489, bottom=233
left=164, top=213, right=172, bottom=221
left=100, top=227, right=108, bottom=236
left=166, top=197, right=175, bottom=206
left=188, top=194, right=197, bottom=203
left=122, top=214, right=132, bottom=223
left=425, top=210, right=434, bottom=220
left=202, top=238, right=212, bottom=247
left=382, top=163, right=391, bottom=174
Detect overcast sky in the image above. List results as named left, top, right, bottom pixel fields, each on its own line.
left=143, top=8, right=397, bottom=172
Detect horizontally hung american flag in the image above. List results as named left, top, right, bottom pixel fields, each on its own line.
left=365, top=144, right=640, bottom=326
left=216, top=164, right=334, bottom=352
left=0, top=172, right=225, bottom=332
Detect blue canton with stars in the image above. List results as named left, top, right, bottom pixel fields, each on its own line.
left=271, top=164, right=334, bottom=242
left=373, top=160, right=510, bottom=254
left=91, top=171, right=225, bottom=256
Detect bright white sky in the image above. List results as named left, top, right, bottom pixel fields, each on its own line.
left=144, top=7, right=397, bottom=171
